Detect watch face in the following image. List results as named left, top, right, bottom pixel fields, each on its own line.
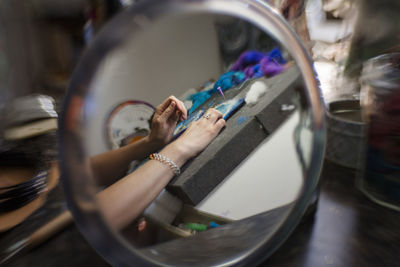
left=105, top=100, right=155, bottom=149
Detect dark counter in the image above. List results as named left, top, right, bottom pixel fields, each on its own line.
left=2, top=160, right=400, bottom=266
left=264, top=161, right=400, bottom=267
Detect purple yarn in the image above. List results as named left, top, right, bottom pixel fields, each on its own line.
left=268, top=47, right=287, bottom=65
left=231, top=51, right=268, bottom=71
left=260, top=58, right=286, bottom=77
left=243, top=66, right=255, bottom=79
left=231, top=48, right=287, bottom=78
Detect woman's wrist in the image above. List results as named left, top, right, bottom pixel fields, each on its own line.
left=142, top=135, right=164, bottom=152
left=160, top=141, right=192, bottom=167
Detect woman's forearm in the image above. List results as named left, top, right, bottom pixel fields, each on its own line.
left=90, top=136, right=163, bottom=187
left=96, top=142, right=188, bottom=230
left=96, top=108, right=225, bottom=230
left=90, top=96, right=187, bottom=187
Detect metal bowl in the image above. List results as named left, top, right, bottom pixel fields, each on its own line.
left=326, top=99, right=366, bottom=170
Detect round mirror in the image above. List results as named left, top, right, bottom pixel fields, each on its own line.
left=59, top=0, right=325, bottom=266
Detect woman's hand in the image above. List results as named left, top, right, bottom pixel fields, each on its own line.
left=149, top=96, right=187, bottom=146
left=97, top=108, right=225, bottom=229
left=169, top=108, right=226, bottom=160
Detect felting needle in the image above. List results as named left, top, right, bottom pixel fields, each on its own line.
left=217, top=86, right=225, bottom=99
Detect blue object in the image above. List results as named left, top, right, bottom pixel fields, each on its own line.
left=209, top=222, right=220, bottom=228
left=237, top=116, right=247, bottom=125
left=187, top=91, right=212, bottom=114
left=173, top=98, right=244, bottom=140
left=172, top=109, right=205, bottom=140
left=214, top=98, right=245, bottom=120
left=213, top=71, right=246, bottom=92
left=268, top=47, right=287, bottom=64
left=188, top=71, right=246, bottom=114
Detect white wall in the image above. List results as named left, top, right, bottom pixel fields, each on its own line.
left=196, top=111, right=307, bottom=220
left=84, top=14, right=222, bottom=155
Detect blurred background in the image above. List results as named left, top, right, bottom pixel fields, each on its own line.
left=0, top=0, right=399, bottom=266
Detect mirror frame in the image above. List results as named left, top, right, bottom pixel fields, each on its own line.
left=59, top=0, right=326, bottom=266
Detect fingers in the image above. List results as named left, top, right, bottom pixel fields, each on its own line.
left=160, top=101, right=177, bottom=121
left=172, top=108, right=226, bottom=159
left=200, top=108, right=226, bottom=133
left=172, top=108, right=181, bottom=123
left=202, top=108, right=223, bottom=124
left=215, top=118, right=226, bottom=130
left=169, top=96, right=187, bottom=120
left=156, top=96, right=187, bottom=121
left=156, top=97, right=173, bottom=115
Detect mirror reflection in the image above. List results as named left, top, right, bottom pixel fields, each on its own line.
left=81, top=12, right=313, bottom=248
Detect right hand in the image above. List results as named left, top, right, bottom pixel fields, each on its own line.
left=171, top=108, right=226, bottom=159
left=149, top=96, right=187, bottom=146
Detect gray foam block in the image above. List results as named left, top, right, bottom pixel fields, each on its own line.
left=167, top=67, right=302, bottom=205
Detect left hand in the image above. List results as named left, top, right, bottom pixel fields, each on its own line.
left=149, top=96, right=187, bottom=146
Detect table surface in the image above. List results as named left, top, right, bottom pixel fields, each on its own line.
left=2, top=160, right=400, bottom=267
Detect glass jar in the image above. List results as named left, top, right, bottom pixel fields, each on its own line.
left=358, top=52, right=400, bottom=211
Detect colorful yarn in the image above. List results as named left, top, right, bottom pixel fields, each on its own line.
left=231, top=50, right=267, bottom=71
left=213, top=71, right=246, bottom=91
left=188, top=71, right=245, bottom=114
left=187, top=48, right=287, bottom=114
left=232, top=48, right=287, bottom=79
